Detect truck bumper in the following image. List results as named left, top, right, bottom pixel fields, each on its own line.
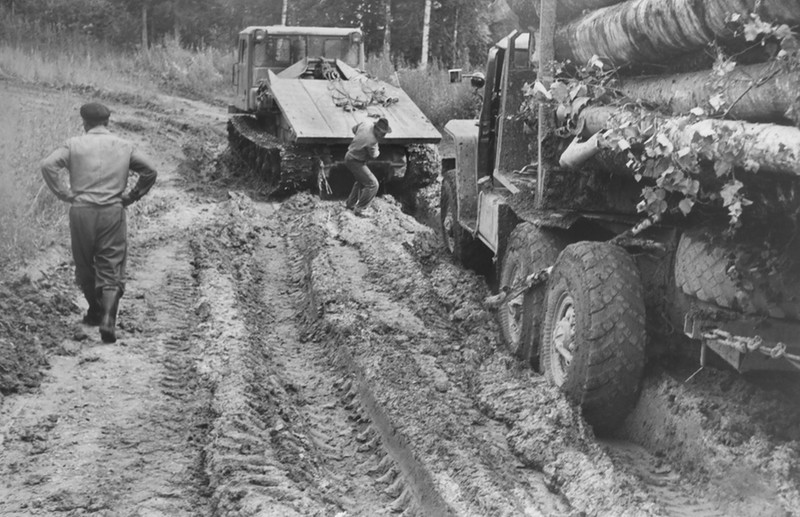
left=684, top=314, right=800, bottom=372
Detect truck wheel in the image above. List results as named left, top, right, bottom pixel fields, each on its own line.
left=439, top=170, right=484, bottom=268
left=674, top=230, right=740, bottom=309
left=498, top=223, right=565, bottom=363
left=541, top=242, right=646, bottom=436
left=675, top=230, right=800, bottom=319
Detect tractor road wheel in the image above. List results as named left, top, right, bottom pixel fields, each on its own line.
left=439, top=170, right=485, bottom=269
left=405, top=143, right=441, bottom=189
left=541, top=241, right=646, bottom=436
left=498, top=223, right=565, bottom=364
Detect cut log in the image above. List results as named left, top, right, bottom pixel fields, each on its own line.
left=618, top=62, right=800, bottom=124
left=554, top=0, right=800, bottom=66
left=579, top=105, right=800, bottom=177
left=503, top=0, right=625, bottom=24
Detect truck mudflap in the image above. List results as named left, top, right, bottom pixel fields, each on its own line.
left=684, top=314, right=800, bottom=373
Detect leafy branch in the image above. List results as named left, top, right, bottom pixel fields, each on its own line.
left=519, top=12, right=799, bottom=230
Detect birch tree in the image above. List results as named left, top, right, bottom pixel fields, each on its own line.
left=383, top=0, right=392, bottom=56
left=420, top=0, right=431, bottom=67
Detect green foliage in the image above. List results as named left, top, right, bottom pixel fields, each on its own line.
left=0, top=10, right=232, bottom=101
left=294, top=0, right=490, bottom=68
left=367, top=54, right=480, bottom=127
left=134, top=36, right=231, bottom=98
left=519, top=11, right=800, bottom=231
left=0, top=92, right=75, bottom=269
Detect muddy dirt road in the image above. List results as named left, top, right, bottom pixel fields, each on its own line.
left=0, top=81, right=798, bottom=516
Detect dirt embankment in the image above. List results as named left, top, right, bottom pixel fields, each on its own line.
left=0, top=80, right=799, bottom=516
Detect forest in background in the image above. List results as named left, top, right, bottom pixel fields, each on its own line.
left=1, top=0, right=500, bottom=68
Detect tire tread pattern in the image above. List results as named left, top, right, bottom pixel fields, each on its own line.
left=542, top=242, right=646, bottom=435
left=498, top=223, right=565, bottom=362
left=674, top=231, right=739, bottom=309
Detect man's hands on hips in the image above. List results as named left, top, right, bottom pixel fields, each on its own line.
left=121, top=193, right=137, bottom=207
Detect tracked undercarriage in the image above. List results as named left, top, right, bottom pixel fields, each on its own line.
left=228, top=115, right=318, bottom=195
left=228, top=113, right=442, bottom=199
left=229, top=26, right=441, bottom=199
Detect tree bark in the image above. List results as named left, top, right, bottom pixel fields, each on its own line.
left=579, top=105, right=800, bottom=177
left=420, top=0, right=431, bottom=67
left=618, top=62, right=800, bottom=124
left=554, top=0, right=800, bottom=66
left=452, top=5, right=459, bottom=65
left=383, top=0, right=392, bottom=56
left=541, top=0, right=624, bottom=21
left=141, top=4, right=148, bottom=51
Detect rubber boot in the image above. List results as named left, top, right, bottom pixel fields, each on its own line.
left=98, top=287, right=122, bottom=343
left=81, top=286, right=102, bottom=326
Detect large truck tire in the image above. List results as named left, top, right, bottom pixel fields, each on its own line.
left=498, top=223, right=565, bottom=364
left=674, top=230, right=800, bottom=319
left=674, top=230, right=740, bottom=310
left=541, top=241, right=646, bottom=436
left=439, top=170, right=485, bottom=269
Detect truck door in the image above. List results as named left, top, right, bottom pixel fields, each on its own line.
left=477, top=47, right=502, bottom=179
left=234, top=35, right=249, bottom=110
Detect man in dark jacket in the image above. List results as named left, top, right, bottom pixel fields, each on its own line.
left=41, top=102, right=158, bottom=343
left=344, top=117, right=391, bottom=217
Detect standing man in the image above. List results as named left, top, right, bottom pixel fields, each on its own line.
left=344, top=117, right=391, bottom=217
left=41, top=102, right=157, bottom=343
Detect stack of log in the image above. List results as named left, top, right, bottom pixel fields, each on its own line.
left=503, top=0, right=800, bottom=181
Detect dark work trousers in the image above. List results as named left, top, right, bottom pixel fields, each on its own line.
left=345, top=158, right=379, bottom=210
left=69, top=204, right=127, bottom=294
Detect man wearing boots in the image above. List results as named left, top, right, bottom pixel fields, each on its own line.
left=344, top=117, right=391, bottom=217
left=41, top=102, right=157, bottom=343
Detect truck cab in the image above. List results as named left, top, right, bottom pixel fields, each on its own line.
left=232, top=26, right=366, bottom=113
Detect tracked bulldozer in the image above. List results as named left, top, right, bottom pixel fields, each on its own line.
left=229, top=25, right=442, bottom=198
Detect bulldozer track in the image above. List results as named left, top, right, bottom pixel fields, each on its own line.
left=228, top=115, right=317, bottom=196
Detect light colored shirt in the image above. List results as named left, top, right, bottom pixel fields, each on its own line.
left=40, top=126, right=157, bottom=207
left=345, top=121, right=380, bottom=162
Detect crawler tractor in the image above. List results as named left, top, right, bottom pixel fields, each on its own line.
left=229, top=25, right=441, bottom=198
left=443, top=0, right=800, bottom=435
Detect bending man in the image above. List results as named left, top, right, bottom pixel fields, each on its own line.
left=41, top=102, right=158, bottom=343
left=344, top=117, right=391, bottom=217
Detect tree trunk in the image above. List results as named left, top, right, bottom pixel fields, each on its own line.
left=579, top=105, right=800, bottom=177
left=489, top=0, right=522, bottom=42
left=554, top=0, right=800, bottom=66
left=383, top=0, right=392, bottom=56
left=141, top=4, right=148, bottom=51
left=173, top=10, right=181, bottom=43
left=420, top=0, right=431, bottom=67
left=282, top=0, right=288, bottom=25
left=452, top=5, right=459, bottom=65
left=618, top=62, right=800, bottom=124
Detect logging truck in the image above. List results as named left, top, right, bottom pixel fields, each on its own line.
left=443, top=0, right=800, bottom=434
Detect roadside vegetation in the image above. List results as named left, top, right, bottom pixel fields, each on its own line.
left=0, top=9, right=482, bottom=270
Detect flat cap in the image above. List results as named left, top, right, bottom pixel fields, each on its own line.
left=374, top=117, right=391, bottom=134
left=80, top=102, right=111, bottom=123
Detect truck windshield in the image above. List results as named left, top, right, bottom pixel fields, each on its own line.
left=256, top=36, right=360, bottom=69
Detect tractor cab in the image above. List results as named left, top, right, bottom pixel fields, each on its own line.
left=232, top=26, right=366, bottom=113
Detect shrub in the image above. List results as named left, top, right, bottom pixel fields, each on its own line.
left=134, top=35, right=233, bottom=100
left=366, top=54, right=481, bottom=128
left=0, top=93, right=77, bottom=269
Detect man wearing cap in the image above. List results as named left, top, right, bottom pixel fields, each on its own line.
left=344, top=117, right=391, bottom=217
left=41, top=102, right=158, bottom=343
